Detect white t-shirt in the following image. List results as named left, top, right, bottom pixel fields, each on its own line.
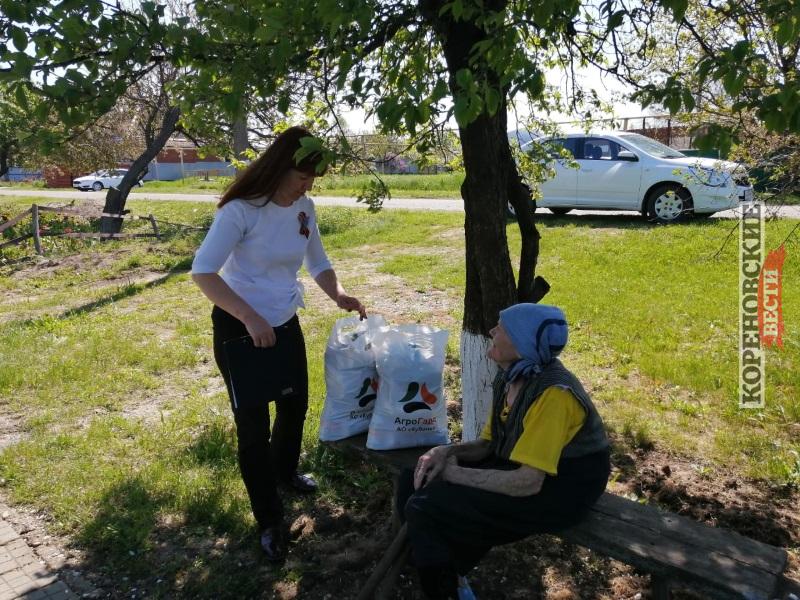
left=191, top=196, right=332, bottom=326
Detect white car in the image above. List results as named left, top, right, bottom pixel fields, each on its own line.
left=72, top=169, right=142, bottom=192
left=522, top=132, right=754, bottom=223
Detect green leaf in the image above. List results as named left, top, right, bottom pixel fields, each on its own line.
left=664, top=92, right=681, bottom=114
left=294, top=135, right=324, bottom=164
left=453, top=95, right=469, bottom=127
left=484, top=86, right=500, bottom=115
left=731, top=40, right=749, bottom=61
left=11, top=52, right=34, bottom=77
left=14, top=84, right=28, bottom=110
left=10, top=26, right=27, bottom=52
left=607, top=10, right=626, bottom=30
left=455, top=68, right=473, bottom=90
left=60, top=16, right=85, bottom=43
left=432, top=78, right=449, bottom=100
left=661, top=0, right=688, bottom=21
left=776, top=19, right=794, bottom=46
left=277, top=93, right=290, bottom=114
left=681, top=89, right=695, bottom=112
left=34, top=101, right=50, bottom=121
left=221, top=92, right=241, bottom=115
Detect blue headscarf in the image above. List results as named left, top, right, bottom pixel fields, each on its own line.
left=498, top=303, right=568, bottom=382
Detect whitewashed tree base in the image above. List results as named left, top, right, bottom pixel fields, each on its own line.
left=460, top=331, right=498, bottom=441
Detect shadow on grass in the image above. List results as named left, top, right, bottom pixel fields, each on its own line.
left=7, top=266, right=191, bottom=331
left=69, top=443, right=401, bottom=598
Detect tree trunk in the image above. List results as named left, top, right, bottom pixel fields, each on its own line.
left=0, top=144, right=11, bottom=180
left=421, top=0, right=546, bottom=439
left=232, top=115, right=249, bottom=173
left=100, top=106, right=181, bottom=233
left=458, top=112, right=518, bottom=439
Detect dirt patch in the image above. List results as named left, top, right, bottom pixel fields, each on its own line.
left=304, top=267, right=460, bottom=329
left=0, top=412, right=26, bottom=450
left=5, top=249, right=130, bottom=280
left=609, top=444, right=800, bottom=551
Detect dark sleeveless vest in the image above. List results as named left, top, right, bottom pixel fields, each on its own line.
left=488, top=359, right=609, bottom=462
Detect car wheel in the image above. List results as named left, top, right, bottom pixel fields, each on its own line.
left=548, top=207, right=572, bottom=216
left=646, top=183, right=691, bottom=223
left=92, top=181, right=104, bottom=191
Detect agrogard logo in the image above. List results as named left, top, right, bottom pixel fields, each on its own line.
left=398, top=381, right=438, bottom=413
left=739, top=200, right=786, bottom=409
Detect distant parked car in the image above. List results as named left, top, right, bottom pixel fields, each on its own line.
left=72, top=169, right=143, bottom=191
left=520, top=132, right=754, bottom=223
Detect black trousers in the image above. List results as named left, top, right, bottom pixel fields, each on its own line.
left=212, top=306, right=309, bottom=529
left=396, top=449, right=611, bottom=587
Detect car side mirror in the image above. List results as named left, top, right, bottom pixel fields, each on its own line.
left=617, top=150, right=638, bottom=162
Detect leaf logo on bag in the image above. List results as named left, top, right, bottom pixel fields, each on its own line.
left=398, top=382, right=437, bottom=413
left=356, top=377, right=379, bottom=407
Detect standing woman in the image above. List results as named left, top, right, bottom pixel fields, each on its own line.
left=192, top=126, right=366, bottom=561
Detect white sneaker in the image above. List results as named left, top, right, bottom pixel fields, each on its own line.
left=457, top=576, right=477, bottom=600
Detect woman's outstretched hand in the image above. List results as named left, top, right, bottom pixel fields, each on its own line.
left=336, top=294, right=367, bottom=320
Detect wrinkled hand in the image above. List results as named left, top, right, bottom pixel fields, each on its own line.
left=337, top=294, right=367, bottom=320
left=413, top=446, right=449, bottom=490
left=441, top=454, right=459, bottom=483
left=243, top=313, right=276, bottom=348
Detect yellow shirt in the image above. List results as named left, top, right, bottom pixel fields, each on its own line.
left=479, top=385, right=586, bottom=475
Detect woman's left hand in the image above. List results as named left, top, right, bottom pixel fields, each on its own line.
left=337, top=294, right=367, bottom=320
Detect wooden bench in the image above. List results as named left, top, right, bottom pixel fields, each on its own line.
left=323, top=434, right=800, bottom=600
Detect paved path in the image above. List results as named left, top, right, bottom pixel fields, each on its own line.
left=1, top=188, right=799, bottom=219
left=0, top=510, right=78, bottom=599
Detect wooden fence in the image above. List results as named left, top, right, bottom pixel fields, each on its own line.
left=0, top=203, right=178, bottom=255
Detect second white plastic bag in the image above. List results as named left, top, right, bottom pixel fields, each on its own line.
left=366, top=324, right=450, bottom=450
left=319, top=315, right=386, bottom=442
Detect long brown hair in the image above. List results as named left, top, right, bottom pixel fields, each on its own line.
left=218, top=126, right=327, bottom=208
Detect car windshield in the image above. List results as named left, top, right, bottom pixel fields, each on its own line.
left=617, top=133, right=685, bottom=159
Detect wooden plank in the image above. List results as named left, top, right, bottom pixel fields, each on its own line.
left=323, top=433, right=431, bottom=474
left=0, top=233, right=32, bottom=250
left=40, top=232, right=157, bottom=240
left=31, top=205, right=42, bottom=255
left=561, top=503, right=782, bottom=599
left=100, top=212, right=140, bottom=220
left=375, top=544, right=410, bottom=600
left=148, top=213, right=160, bottom=240
left=588, top=493, right=787, bottom=574
left=0, top=208, right=32, bottom=234
left=356, top=523, right=408, bottom=600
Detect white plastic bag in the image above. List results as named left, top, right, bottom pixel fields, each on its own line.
left=319, top=315, right=386, bottom=441
left=366, top=324, right=450, bottom=450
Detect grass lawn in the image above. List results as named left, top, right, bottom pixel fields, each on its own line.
left=131, top=173, right=464, bottom=198
left=0, top=173, right=465, bottom=198
left=0, top=195, right=798, bottom=597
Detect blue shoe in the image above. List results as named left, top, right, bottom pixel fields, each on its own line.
left=457, top=576, right=477, bottom=600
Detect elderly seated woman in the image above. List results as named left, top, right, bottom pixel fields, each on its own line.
left=397, top=303, right=611, bottom=600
